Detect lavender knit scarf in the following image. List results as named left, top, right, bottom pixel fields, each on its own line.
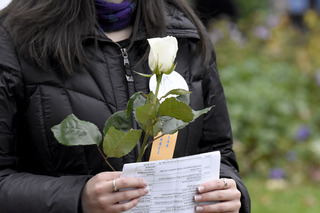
left=95, top=0, right=136, bottom=32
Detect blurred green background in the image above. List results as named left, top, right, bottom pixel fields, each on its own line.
left=189, top=0, right=320, bottom=212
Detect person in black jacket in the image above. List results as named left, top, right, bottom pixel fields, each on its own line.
left=0, top=0, right=250, bottom=212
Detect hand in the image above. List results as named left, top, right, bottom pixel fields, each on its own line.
left=194, top=178, right=241, bottom=213
left=81, top=172, right=149, bottom=213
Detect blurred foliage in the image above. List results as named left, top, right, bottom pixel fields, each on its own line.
left=209, top=10, right=320, bottom=183
left=235, top=0, right=269, bottom=18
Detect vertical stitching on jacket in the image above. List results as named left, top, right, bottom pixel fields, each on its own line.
left=38, top=85, right=54, bottom=170
left=99, top=45, right=119, bottom=112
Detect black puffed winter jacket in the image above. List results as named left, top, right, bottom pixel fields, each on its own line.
left=0, top=4, right=250, bottom=213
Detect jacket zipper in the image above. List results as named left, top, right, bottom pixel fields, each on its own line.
left=119, top=47, right=141, bottom=159
left=120, top=48, right=134, bottom=83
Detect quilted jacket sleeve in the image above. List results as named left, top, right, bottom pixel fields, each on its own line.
left=199, top=54, right=251, bottom=213
left=0, top=26, right=90, bottom=213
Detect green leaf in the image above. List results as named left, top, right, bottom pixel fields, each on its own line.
left=136, top=104, right=157, bottom=131
left=160, top=106, right=213, bottom=135
left=150, top=119, right=162, bottom=137
left=133, top=71, right=153, bottom=78
left=192, top=106, right=214, bottom=121
left=176, top=93, right=190, bottom=105
left=145, top=91, right=156, bottom=105
left=103, top=126, right=142, bottom=158
left=126, top=92, right=146, bottom=117
left=161, top=89, right=191, bottom=100
left=103, top=110, right=131, bottom=135
left=161, top=116, right=188, bottom=135
left=51, top=114, right=102, bottom=146
left=158, top=97, right=194, bottom=122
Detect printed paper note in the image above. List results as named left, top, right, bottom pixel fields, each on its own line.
left=121, top=151, right=221, bottom=213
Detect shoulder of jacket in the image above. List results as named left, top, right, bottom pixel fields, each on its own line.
left=0, top=24, right=22, bottom=73
left=163, top=2, right=200, bottom=39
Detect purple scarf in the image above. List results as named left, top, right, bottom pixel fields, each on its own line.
left=95, top=0, right=136, bottom=32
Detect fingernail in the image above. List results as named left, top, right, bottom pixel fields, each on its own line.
left=194, top=195, right=202, bottom=201
left=142, top=180, right=148, bottom=186
left=195, top=206, right=203, bottom=212
left=144, top=186, right=150, bottom=193
left=197, top=186, right=204, bottom=193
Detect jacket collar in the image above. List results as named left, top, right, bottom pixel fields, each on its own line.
left=85, top=3, right=200, bottom=42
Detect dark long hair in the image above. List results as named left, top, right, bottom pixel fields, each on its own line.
left=0, top=0, right=211, bottom=74
left=0, top=0, right=96, bottom=73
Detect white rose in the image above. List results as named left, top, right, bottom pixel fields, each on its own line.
left=147, top=36, right=178, bottom=75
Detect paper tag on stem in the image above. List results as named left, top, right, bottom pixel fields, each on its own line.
left=149, top=132, right=178, bottom=161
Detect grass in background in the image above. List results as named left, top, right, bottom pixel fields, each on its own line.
left=245, top=176, right=320, bottom=213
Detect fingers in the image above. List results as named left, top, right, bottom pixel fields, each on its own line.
left=103, top=178, right=149, bottom=212
left=195, top=199, right=241, bottom=213
left=91, top=172, right=148, bottom=193
left=94, top=171, right=122, bottom=183
left=113, top=177, right=148, bottom=191
left=197, top=179, right=236, bottom=193
left=109, top=197, right=141, bottom=213
left=81, top=172, right=149, bottom=213
left=109, top=178, right=149, bottom=203
left=194, top=178, right=241, bottom=213
left=194, top=187, right=241, bottom=203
